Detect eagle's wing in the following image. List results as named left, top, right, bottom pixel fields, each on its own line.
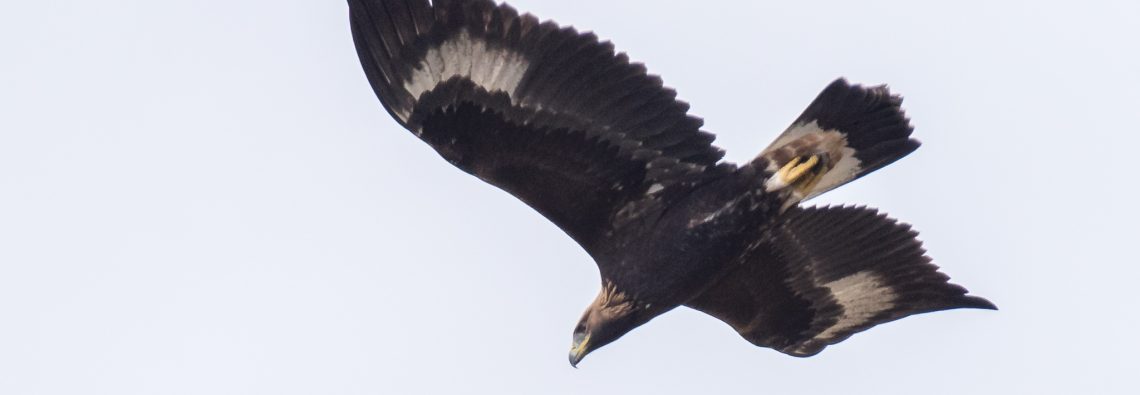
left=350, top=0, right=727, bottom=251
left=685, top=206, right=995, bottom=357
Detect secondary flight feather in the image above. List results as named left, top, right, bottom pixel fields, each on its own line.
left=348, top=0, right=995, bottom=365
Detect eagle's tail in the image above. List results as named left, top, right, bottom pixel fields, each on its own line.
left=756, top=79, right=919, bottom=207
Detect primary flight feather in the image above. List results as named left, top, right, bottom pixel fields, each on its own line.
left=348, top=0, right=995, bottom=366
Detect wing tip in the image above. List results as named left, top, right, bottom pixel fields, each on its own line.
left=957, top=294, right=999, bottom=311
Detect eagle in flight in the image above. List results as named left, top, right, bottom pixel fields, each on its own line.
left=348, top=0, right=995, bottom=366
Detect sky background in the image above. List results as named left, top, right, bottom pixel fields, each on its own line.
left=2, top=0, right=1138, bottom=394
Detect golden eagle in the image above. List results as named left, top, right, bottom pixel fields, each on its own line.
left=348, top=0, right=995, bottom=366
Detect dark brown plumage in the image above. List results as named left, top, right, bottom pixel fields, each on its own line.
left=348, top=0, right=995, bottom=366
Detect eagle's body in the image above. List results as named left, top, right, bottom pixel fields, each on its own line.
left=348, top=0, right=994, bottom=365
left=595, top=167, right=778, bottom=306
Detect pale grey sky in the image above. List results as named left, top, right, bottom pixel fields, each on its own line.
left=1, top=1, right=1137, bottom=394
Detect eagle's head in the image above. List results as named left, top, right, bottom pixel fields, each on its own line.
left=569, top=283, right=658, bottom=367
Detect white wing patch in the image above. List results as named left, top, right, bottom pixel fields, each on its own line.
left=400, top=30, right=531, bottom=121
left=817, top=271, right=898, bottom=340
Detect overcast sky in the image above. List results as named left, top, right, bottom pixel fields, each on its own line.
left=2, top=1, right=1138, bottom=394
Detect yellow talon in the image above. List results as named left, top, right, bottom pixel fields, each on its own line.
left=778, top=155, right=821, bottom=185
left=770, top=154, right=829, bottom=200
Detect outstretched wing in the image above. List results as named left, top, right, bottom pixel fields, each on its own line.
left=685, top=206, right=995, bottom=357
left=349, top=0, right=728, bottom=251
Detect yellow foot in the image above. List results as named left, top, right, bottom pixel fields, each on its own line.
left=766, top=154, right=830, bottom=196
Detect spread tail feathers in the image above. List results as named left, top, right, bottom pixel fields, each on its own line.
left=759, top=78, right=920, bottom=205
left=686, top=206, right=995, bottom=357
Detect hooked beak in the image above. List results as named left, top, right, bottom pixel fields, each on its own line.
left=568, top=332, right=590, bottom=368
